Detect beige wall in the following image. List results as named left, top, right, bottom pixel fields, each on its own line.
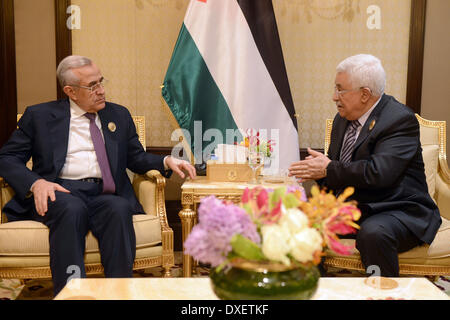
left=71, top=0, right=411, bottom=149
left=13, top=0, right=447, bottom=161
left=14, top=0, right=57, bottom=113
left=71, top=0, right=188, bottom=148
left=11, top=1, right=447, bottom=201
left=421, top=0, right=450, bottom=163
left=274, top=0, right=411, bottom=149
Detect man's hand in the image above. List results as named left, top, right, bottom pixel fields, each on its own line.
left=288, top=148, right=331, bottom=182
left=164, top=156, right=197, bottom=180
left=31, top=179, right=71, bottom=216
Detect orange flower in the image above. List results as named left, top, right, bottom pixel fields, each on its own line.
left=299, top=185, right=361, bottom=256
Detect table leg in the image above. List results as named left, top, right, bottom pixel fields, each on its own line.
left=178, top=205, right=196, bottom=277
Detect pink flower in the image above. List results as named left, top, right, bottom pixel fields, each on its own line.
left=242, top=188, right=250, bottom=204
left=321, top=205, right=361, bottom=256
left=264, top=199, right=282, bottom=224
left=325, top=235, right=355, bottom=255
left=256, top=188, right=268, bottom=210
left=241, top=187, right=282, bottom=225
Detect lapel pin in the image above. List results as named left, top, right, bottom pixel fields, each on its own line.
left=108, top=122, right=116, bottom=132
left=369, top=119, right=376, bottom=131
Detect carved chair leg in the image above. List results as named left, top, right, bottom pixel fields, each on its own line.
left=425, top=275, right=439, bottom=283
left=163, top=266, right=172, bottom=278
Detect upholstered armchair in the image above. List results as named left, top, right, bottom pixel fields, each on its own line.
left=323, top=114, right=450, bottom=277
left=0, top=116, right=174, bottom=280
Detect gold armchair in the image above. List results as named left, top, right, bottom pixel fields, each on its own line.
left=323, top=114, right=450, bottom=276
left=0, top=116, right=174, bottom=279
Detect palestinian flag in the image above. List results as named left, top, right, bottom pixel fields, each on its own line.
left=162, top=0, right=299, bottom=169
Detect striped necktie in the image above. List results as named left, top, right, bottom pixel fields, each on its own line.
left=84, top=113, right=116, bottom=194
left=340, top=120, right=361, bottom=163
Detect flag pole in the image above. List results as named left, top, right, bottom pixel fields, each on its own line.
left=160, top=85, right=195, bottom=165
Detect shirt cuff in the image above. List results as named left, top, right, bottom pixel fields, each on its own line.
left=163, top=156, right=170, bottom=171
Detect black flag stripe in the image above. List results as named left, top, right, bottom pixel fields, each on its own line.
left=236, top=0, right=297, bottom=130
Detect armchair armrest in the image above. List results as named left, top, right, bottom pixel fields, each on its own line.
left=1, top=177, right=15, bottom=224
left=133, top=170, right=173, bottom=255
left=435, top=170, right=450, bottom=221
left=133, top=169, right=170, bottom=224
left=438, top=158, right=450, bottom=185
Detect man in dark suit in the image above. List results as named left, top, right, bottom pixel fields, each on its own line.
left=0, top=55, right=196, bottom=295
left=288, top=54, right=441, bottom=277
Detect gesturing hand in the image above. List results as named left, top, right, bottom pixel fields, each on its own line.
left=288, top=148, right=331, bottom=182
left=31, top=179, right=71, bottom=216
left=164, top=156, right=197, bottom=180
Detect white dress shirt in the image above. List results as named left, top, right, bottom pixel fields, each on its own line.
left=59, top=100, right=103, bottom=180
left=30, top=100, right=170, bottom=191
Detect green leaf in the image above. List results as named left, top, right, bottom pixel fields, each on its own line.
left=269, top=187, right=286, bottom=210
left=242, top=203, right=253, bottom=215
left=215, top=260, right=229, bottom=273
left=283, top=193, right=300, bottom=209
left=230, top=234, right=265, bottom=261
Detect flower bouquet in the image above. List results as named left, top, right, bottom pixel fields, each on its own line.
left=184, top=185, right=361, bottom=300
left=237, top=129, right=275, bottom=158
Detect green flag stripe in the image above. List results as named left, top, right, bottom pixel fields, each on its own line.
left=162, top=23, right=241, bottom=157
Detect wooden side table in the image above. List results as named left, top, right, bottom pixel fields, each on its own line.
left=178, top=176, right=297, bottom=277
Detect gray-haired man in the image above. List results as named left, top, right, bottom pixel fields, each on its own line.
left=0, top=55, right=196, bottom=295
left=289, top=54, right=441, bottom=276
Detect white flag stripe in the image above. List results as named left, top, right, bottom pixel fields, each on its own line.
left=184, top=0, right=299, bottom=169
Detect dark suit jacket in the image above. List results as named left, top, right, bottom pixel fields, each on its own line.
left=321, top=94, right=441, bottom=244
left=0, top=99, right=170, bottom=221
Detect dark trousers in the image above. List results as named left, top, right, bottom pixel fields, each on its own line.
left=31, top=179, right=136, bottom=296
left=356, top=212, right=422, bottom=277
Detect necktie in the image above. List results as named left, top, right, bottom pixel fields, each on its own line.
left=340, top=120, right=361, bottom=163
left=84, top=113, right=116, bottom=194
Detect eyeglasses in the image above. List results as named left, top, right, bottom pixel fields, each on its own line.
left=71, top=78, right=108, bottom=94
left=334, top=87, right=361, bottom=97
left=334, top=86, right=372, bottom=97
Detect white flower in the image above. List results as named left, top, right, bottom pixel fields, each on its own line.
left=279, top=208, right=309, bottom=234
left=289, top=228, right=323, bottom=263
left=260, top=209, right=323, bottom=265
left=261, top=224, right=291, bottom=266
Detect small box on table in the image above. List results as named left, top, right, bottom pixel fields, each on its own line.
left=206, top=160, right=260, bottom=182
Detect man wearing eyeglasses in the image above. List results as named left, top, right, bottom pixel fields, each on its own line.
left=0, top=55, right=196, bottom=295
left=288, top=54, right=441, bottom=277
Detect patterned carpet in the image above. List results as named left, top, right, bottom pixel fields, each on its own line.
left=1, top=252, right=449, bottom=300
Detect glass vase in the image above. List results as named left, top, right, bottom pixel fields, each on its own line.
left=209, top=258, right=320, bottom=300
